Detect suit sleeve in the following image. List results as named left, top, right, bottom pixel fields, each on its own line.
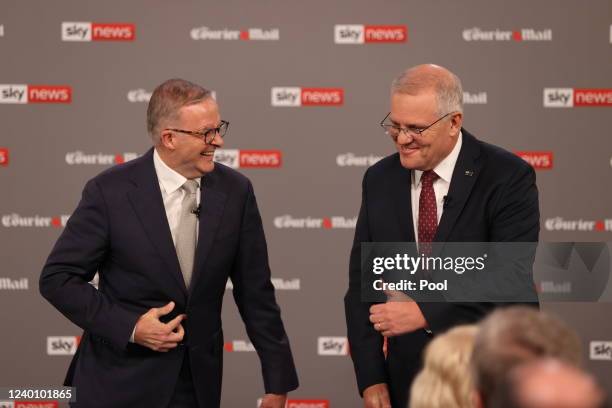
left=344, top=168, right=388, bottom=394
left=419, top=160, right=540, bottom=333
left=39, top=179, right=140, bottom=350
left=230, top=180, right=299, bottom=394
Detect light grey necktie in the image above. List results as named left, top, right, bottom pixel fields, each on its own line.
left=175, top=179, right=199, bottom=288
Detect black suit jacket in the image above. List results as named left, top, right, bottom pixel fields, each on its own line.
left=344, top=130, right=539, bottom=407
left=40, top=148, right=298, bottom=408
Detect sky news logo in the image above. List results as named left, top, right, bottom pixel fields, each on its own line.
left=318, top=337, right=349, bottom=356
left=334, top=24, right=407, bottom=44
left=544, top=218, right=612, bottom=232
left=62, top=22, right=135, bottom=41
left=1, top=214, right=70, bottom=228
left=271, top=87, right=344, bottom=107
left=515, top=151, right=553, bottom=170
left=65, top=151, right=139, bottom=166
left=463, top=27, right=552, bottom=41
left=544, top=88, right=612, bottom=107
left=226, top=278, right=300, bottom=291
left=224, top=340, right=255, bottom=352
left=47, top=336, right=80, bottom=355
left=0, top=277, right=28, bottom=291
left=214, top=149, right=281, bottom=168
left=190, top=27, right=279, bottom=41
left=0, top=148, right=8, bottom=166
left=0, top=85, right=71, bottom=104
left=274, top=215, right=356, bottom=229
left=590, top=341, right=612, bottom=360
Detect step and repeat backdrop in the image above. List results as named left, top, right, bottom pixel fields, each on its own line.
left=1, top=0, right=611, bottom=406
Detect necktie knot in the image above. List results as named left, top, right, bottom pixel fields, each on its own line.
left=182, top=179, right=199, bottom=195
left=421, top=170, right=439, bottom=187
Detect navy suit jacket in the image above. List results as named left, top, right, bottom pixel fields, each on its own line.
left=344, top=130, right=540, bottom=407
left=40, top=148, right=298, bottom=407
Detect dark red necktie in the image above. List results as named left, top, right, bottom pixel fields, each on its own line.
left=418, top=170, right=439, bottom=255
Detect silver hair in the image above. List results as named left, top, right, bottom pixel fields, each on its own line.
left=146, top=78, right=213, bottom=143
left=391, top=66, right=464, bottom=115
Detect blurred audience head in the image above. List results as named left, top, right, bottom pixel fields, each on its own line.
left=472, top=306, right=583, bottom=407
left=490, top=358, right=606, bottom=408
left=410, top=324, right=478, bottom=408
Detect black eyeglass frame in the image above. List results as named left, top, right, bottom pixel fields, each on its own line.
left=165, top=120, right=230, bottom=144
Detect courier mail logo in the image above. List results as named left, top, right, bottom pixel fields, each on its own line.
left=214, top=149, right=282, bottom=168
left=0, top=84, right=71, bottom=104
left=190, top=26, right=279, bottom=41
left=128, top=89, right=217, bottom=103
left=65, top=151, right=139, bottom=166
left=47, top=336, right=80, bottom=355
left=62, top=22, right=135, bottom=41
left=274, top=215, right=356, bottom=229
left=545, top=217, right=612, bottom=232
left=226, top=278, right=300, bottom=291
left=1, top=214, right=70, bottom=228
left=334, top=25, right=407, bottom=44
left=590, top=341, right=612, bottom=361
left=257, top=399, right=329, bottom=408
left=463, top=27, right=552, bottom=41
left=544, top=88, right=612, bottom=108
left=515, top=151, right=553, bottom=170
left=271, top=87, right=344, bottom=107
left=318, top=337, right=349, bottom=356
left=0, top=277, right=28, bottom=291
left=224, top=340, right=255, bottom=352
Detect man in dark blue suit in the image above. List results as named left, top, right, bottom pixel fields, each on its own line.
left=40, top=78, right=298, bottom=408
left=344, top=64, right=540, bottom=408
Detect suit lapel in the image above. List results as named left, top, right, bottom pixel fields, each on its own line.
left=189, top=169, right=227, bottom=295
left=390, top=156, right=416, bottom=243
left=127, top=149, right=188, bottom=296
left=434, top=129, right=482, bottom=243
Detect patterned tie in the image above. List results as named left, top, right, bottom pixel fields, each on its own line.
left=175, top=179, right=199, bottom=288
left=418, top=170, right=439, bottom=255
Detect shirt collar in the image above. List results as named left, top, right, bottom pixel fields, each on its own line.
left=153, top=148, right=200, bottom=194
left=413, top=131, right=463, bottom=187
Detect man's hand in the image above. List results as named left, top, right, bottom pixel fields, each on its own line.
left=363, top=383, right=391, bottom=408
left=369, top=292, right=426, bottom=337
left=134, top=301, right=186, bottom=352
left=260, top=393, right=287, bottom=408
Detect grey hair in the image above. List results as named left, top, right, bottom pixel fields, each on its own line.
left=146, top=78, right=213, bottom=143
left=391, top=65, right=464, bottom=115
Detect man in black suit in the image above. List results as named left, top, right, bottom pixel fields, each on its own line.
left=40, top=78, right=298, bottom=408
left=344, top=64, right=539, bottom=408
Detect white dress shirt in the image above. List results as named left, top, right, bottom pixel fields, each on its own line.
left=130, top=149, right=201, bottom=342
left=153, top=148, right=201, bottom=245
left=410, top=132, right=462, bottom=242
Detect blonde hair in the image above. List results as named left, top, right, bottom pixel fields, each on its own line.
left=410, top=325, right=478, bottom=408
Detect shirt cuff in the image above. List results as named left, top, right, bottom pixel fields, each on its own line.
left=129, top=326, right=136, bottom=343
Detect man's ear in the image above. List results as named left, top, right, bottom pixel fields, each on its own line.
left=450, top=112, right=463, bottom=134
left=160, top=130, right=176, bottom=150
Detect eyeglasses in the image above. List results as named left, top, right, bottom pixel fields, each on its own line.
left=165, top=120, right=229, bottom=144
left=380, top=112, right=453, bottom=140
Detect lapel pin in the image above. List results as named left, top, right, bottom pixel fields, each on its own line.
left=464, top=170, right=474, bottom=177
